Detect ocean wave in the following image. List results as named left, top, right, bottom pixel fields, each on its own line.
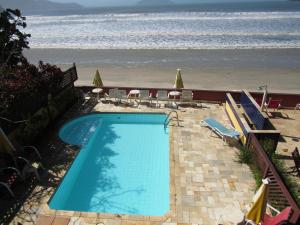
left=29, top=32, right=300, bottom=39
left=26, top=11, right=300, bottom=25
left=25, top=10, right=300, bottom=49
left=29, top=44, right=300, bottom=50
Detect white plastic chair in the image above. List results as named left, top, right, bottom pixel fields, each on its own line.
left=180, top=90, right=196, bottom=106
left=139, top=90, right=151, bottom=104
left=104, top=88, right=118, bottom=103
left=116, top=90, right=128, bottom=103
left=156, top=90, right=170, bottom=107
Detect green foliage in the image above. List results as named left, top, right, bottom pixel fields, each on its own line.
left=52, top=87, right=75, bottom=114
left=0, top=8, right=30, bottom=66
left=48, top=87, right=76, bottom=120
left=252, top=167, right=263, bottom=190
left=17, top=107, right=50, bottom=144
left=236, top=144, right=262, bottom=189
left=0, top=60, right=64, bottom=118
left=236, top=145, right=252, bottom=164
left=15, top=87, right=76, bottom=144
left=237, top=142, right=300, bottom=207
left=260, top=138, right=276, bottom=157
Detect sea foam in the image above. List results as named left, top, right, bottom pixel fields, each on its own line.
left=26, top=11, right=300, bottom=49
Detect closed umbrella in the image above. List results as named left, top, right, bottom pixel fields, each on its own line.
left=174, top=68, right=184, bottom=89
left=246, top=178, right=271, bottom=224
left=93, top=69, right=103, bottom=88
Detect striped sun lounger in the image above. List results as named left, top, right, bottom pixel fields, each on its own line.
left=200, top=117, right=240, bottom=143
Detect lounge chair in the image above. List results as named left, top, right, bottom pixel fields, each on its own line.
left=16, top=156, right=43, bottom=181
left=104, top=88, right=118, bottom=103
left=0, top=153, right=23, bottom=197
left=13, top=141, right=42, bottom=161
left=265, top=98, right=282, bottom=112
left=262, top=207, right=293, bottom=225
left=0, top=128, right=42, bottom=161
left=78, top=89, right=91, bottom=106
left=200, top=118, right=240, bottom=143
left=290, top=147, right=300, bottom=177
left=0, top=167, right=23, bottom=197
left=156, top=90, right=170, bottom=107
left=116, top=90, right=128, bottom=104
left=180, top=90, right=196, bottom=106
left=139, top=90, right=151, bottom=104
left=1, top=152, right=42, bottom=182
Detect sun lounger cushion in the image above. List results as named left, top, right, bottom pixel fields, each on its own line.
left=202, top=118, right=240, bottom=138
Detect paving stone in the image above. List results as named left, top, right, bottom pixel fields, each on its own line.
left=52, top=216, right=70, bottom=225
left=35, top=215, right=54, bottom=225
left=9, top=102, right=257, bottom=225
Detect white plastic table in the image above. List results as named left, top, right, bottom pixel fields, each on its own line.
left=168, top=91, right=181, bottom=108
left=128, top=90, right=140, bottom=106
left=128, top=90, right=140, bottom=98
left=92, top=88, right=103, bottom=101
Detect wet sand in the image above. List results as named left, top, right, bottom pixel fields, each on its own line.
left=24, top=48, right=300, bottom=93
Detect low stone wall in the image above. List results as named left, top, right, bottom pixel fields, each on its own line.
left=79, top=86, right=300, bottom=107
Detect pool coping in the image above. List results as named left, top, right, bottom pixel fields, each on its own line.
left=40, top=112, right=176, bottom=223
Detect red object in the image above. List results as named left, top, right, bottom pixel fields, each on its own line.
left=262, top=207, right=293, bottom=225
left=266, top=99, right=282, bottom=109
left=256, top=98, right=262, bottom=106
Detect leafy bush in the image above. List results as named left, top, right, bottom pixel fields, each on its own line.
left=0, top=9, right=30, bottom=65
left=52, top=87, right=76, bottom=114
left=237, top=143, right=300, bottom=207
left=252, top=167, right=263, bottom=190
left=48, top=87, right=76, bottom=120
left=261, top=138, right=277, bottom=157
left=236, top=144, right=262, bottom=189
left=0, top=60, right=64, bottom=119
left=236, top=145, right=252, bottom=164
left=17, top=107, right=50, bottom=144
left=15, top=87, right=76, bottom=144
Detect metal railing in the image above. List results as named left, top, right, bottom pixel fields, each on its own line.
left=164, top=110, right=179, bottom=128
left=246, top=133, right=300, bottom=224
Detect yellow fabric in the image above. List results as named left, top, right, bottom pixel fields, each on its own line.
left=225, top=102, right=246, bottom=144
left=246, top=182, right=269, bottom=224
left=174, top=69, right=184, bottom=89
left=93, top=69, right=103, bottom=87
left=0, top=128, right=15, bottom=154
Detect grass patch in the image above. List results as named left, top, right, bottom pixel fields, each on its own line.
left=236, top=144, right=262, bottom=189
left=236, top=143, right=300, bottom=207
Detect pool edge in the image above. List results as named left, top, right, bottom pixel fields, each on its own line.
left=43, top=111, right=175, bottom=222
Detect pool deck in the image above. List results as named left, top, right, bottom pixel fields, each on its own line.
left=7, top=100, right=258, bottom=225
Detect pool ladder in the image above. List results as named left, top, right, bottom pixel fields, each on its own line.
left=164, top=110, right=179, bottom=128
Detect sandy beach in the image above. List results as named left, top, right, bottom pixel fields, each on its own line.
left=24, top=48, right=300, bottom=93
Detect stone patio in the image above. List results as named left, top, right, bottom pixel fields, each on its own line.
left=7, top=100, right=257, bottom=225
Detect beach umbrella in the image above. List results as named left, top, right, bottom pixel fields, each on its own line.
left=246, top=178, right=271, bottom=224
left=93, top=69, right=103, bottom=88
left=173, top=68, right=184, bottom=89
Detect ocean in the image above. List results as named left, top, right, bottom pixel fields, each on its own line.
left=25, top=1, right=300, bottom=49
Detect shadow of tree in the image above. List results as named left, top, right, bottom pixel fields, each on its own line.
left=0, top=101, right=94, bottom=224
left=51, top=121, right=143, bottom=214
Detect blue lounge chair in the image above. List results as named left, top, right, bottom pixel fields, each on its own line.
left=201, top=118, right=240, bottom=143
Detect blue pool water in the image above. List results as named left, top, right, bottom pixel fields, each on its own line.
left=49, top=113, right=169, bottom=216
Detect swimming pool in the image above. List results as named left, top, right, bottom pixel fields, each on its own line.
left=49, top=113, right=170, bottom=216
